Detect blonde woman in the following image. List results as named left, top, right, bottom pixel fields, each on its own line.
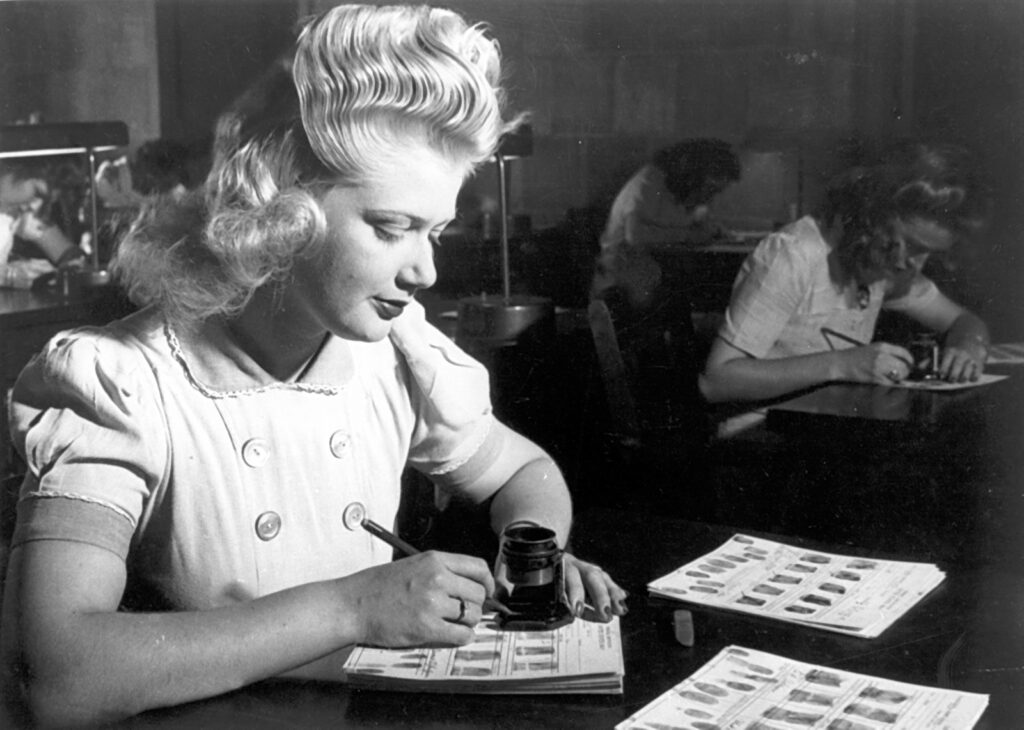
left=3, top=6, right=626, bottom=725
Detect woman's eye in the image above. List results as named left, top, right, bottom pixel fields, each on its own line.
left=374, top=226, right=403, bottom=243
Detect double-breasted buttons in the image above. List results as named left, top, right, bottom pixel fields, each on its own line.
left=342, top=502, right=366, bottom=531
left=255, top=511, right=281, bottom=541
left=329, top=430, right=352, bottom=459
left=241, top=437, right=270, bottom=468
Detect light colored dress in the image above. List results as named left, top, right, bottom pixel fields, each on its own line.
left=9, top=299, right=498, bottom=612
left=719, top=216, right=940, bottom=359
left=592, top=164, right=711, bottom=308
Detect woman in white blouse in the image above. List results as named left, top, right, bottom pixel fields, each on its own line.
left=701, top=143, right=991, bottom=404
left=2, top=5, right=626, bottom=725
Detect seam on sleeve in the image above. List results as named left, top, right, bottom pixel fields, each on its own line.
left=26, top=489, right=137, bottom=527
left=427, top=415, right=494, bottom=476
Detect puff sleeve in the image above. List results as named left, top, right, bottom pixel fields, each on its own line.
left=9, top=327, right=169, bottom=547
left=387, top=301, right=499, bottom=483
left=719, top=231, right=812, bottom=358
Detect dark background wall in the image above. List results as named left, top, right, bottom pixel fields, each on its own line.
left=1, top=0, right=1021, bottom=338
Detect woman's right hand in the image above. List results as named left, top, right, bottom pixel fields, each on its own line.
left=836, top=343, right=914, bottom=384
left=339, top=550, right=495, bottom=648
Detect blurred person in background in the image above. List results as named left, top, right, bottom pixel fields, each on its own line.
left=591, top=138, right=741, bottom=309
left=0, top=159, right=87, bottom=288
left=701, top=142, right=991, bottom=404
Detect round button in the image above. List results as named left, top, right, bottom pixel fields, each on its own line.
left=255, top=511, right=281, bottom=541
left=329, top=430, right=352, bottom=459
left=342, top=502, right=366, bottom=531
left=241, top=437, right=270, bottom=468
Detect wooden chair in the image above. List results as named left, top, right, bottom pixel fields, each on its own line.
left=587, top=298, right=642, bottom=451
left=583, top=286, right=713, bottom=517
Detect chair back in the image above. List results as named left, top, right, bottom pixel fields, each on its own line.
left=587, top=298, right=641, bottom=447
left=584, top=283, right=712, bottom=515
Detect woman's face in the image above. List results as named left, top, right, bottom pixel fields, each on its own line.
left=854, top=216, right=955, bottom=285
left=288, top=142, right=466, bottom=342
left=0, top=173, right=46, bottom=215
left=889, top=216, right=954, bottom=274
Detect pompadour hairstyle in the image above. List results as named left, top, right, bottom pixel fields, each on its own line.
left=115, top=4, right=518, bottom=326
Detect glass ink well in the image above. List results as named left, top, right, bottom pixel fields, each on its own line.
left=909, top=334, right=940, bottom=381
left=496, top=523, right=573, bottom=631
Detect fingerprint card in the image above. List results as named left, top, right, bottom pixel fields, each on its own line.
left=342, top=615, right=624, bottom=694
left=615, top=645, right=988, bottom=730
left=647, top=535, right=945, bottom=638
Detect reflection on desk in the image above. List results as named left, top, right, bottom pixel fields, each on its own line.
left=761, top=371, right=1024, bottom=570
left=91, top=510, right=1020, bottom=728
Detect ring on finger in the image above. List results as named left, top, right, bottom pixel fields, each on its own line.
left=887, top=369, right=899, bottom=380
left=456, top=598, right=466, bottom=623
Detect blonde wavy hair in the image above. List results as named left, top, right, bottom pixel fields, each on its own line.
left=114, top=4, right=518, bottom=326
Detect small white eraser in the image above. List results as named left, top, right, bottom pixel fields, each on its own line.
left=673, top=609, right=695, bottom=647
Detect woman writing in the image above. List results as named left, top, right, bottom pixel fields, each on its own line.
left=591, top=138, right=741, bottom=308
left=0, top=160, right=88, bottom=286
left=2, top=5, right=626, bottom=726
left=701, top=144, right=991, bottom=404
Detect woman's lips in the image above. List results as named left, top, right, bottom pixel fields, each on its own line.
left=372, top=298, right=407, bottom=319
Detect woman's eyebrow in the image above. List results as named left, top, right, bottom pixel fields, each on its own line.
left=365, top=208, right=456, bottom=228
left=365, top=208, right=416, bottom=222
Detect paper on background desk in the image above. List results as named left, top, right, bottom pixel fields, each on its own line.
left=892, top=372, right=1006, bottom=391
left=616, top=645, right=988, bottom=730
left=648, top=534, right=944, bottom=638
left=986, top=342, right=1024, bottom=366
left=342, top=614, right=623, bottom=694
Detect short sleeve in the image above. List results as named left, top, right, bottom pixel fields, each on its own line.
left=9, top=327, right=169, bottom=535
left=719, top=232, right=811, bottom=358
left=387, top=301, right=496, bottom=479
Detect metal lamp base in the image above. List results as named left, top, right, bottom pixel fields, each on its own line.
left=456, top=294, right=554, bottom=347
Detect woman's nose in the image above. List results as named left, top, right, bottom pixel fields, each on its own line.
left=908, top=253, right=929, bottom=271
left=399, top=235, right=437, bottom=291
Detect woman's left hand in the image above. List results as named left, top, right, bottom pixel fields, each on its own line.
left=562, top=554, right=629, bottom=623
left=939, top=342, right=986, bottom=382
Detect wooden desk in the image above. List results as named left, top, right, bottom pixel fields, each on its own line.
left=765, top=379, right=1005, bottom=432
left=762, top=372, right=1024, bottom=568
left=82, top=509, right=1019, bottom=728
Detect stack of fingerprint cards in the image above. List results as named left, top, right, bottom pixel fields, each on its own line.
left=342, top=614, right=623, bottom=694
left=616, top=645, right=988, bottom=730
left=648, top=535, right=945, bottom=638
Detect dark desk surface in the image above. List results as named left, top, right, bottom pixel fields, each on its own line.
left=0, top=284, right=133, bottom=328
left=763, top=372, right=1024, bottom=556
left=102, top=510, right=1020, bottom=729
left=765, top=370, right=1020, bottom=431
left=0, top=287, right=95, bottom=327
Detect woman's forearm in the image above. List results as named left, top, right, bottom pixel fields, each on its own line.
left=6, top=546, right=363, bottom=727
left=943, top=311, right=990, bottom=357
left=488, top=456, right=572, bottom=546
left=700, top=350, right=842, bottom=404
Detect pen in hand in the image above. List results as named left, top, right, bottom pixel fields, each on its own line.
left=361, top=517, right=421, bottom=557
left=820, top=327, right=867, bottom=349
left=346, top=504, right=513, bottom=616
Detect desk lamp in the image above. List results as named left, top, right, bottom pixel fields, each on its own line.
left=457, top=124, right=554, bottom=346
left=0, top=121, right=130, bottom=285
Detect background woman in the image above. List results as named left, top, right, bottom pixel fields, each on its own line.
left=701, top=143, right=991, bottom=404
left=591, top=138, right=741, bottom=308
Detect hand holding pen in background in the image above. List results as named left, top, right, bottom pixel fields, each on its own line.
left=820, top=327, right=915, bottom=384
